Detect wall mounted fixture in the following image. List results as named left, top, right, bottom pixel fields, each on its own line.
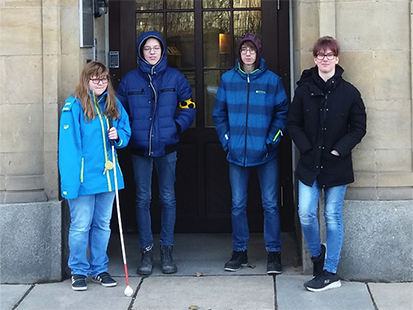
left=80, top=0, right=93, bottom=47
left=94, top=0, right=108, bottom=18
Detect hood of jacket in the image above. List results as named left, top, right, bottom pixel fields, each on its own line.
left=137, top=31, right=167, bottom=74
left=297, top=64, right=345, bottom=93
left=237, top=32, right=262, bottom=70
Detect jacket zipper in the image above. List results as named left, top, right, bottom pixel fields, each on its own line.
left=93, top=92, right=112, bottom=191
left=243, top=74, right=250, bottom=167
left=148, top=70, right=157, bottom=156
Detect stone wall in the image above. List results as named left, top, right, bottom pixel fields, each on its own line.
left=0, top=201, right=62, bottom=283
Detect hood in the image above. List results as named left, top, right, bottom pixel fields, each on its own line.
left=137, top=31, right=167, bottom=74
left=237, top=33, right=262, bottom=70
left=297, top=65, right=344, bottom=92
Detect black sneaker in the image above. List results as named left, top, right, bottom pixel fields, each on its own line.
left=137, top=245, right=154, bottom=275
left=312, top=244, right=326, bottom=276
left=92, top=272, right=117, bottom=287
left=71, top=274, right=87, bottom=291
left=267, top=251, right=282, bottom=274
left=304, top=270, right=341, bottom=292
left=224, top=250, right=248, bottom=272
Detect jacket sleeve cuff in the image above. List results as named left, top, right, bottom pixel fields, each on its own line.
left=61, top=187, right=79, bottom=200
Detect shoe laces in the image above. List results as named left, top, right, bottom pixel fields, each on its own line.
left=161, top=246, right=173, bottom=262
left=314, top=270, right=334, bottom=282
left=231, top=250, right=246, bottom=260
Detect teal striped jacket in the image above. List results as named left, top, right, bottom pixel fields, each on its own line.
left=213, top=58, right=289, bottom=167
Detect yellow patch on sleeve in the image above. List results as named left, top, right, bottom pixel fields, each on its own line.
left=179, top=98, right=196, bottom=109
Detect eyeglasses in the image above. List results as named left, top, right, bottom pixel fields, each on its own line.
left=316, top=53, right=336, bottom=60
left=143, top=46, right=161, bottom=53
left=89, top=78, right=109, bottom=84
left=240, top=48, right=256, bottom=55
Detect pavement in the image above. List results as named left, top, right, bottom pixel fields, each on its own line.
left=1, top=233, right=412, bottom=310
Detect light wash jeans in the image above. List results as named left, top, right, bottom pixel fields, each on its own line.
left=298, top=180, right=347, bottom=273
left=132, top=152, right=177, bottom=248
left=229, top=157, right=282, bottom=252
left=68, top=191, right=115, bottom=277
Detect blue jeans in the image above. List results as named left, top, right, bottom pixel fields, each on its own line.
left=229, top=157, right=282, bottom=252
left=68, top=191, right=115, bottom=277
left=298, top=180, right=347, bottom=274
left=132, top=152, right=177, bottom=248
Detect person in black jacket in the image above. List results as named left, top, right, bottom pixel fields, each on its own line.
left=287, top=36, right=366, bottom=292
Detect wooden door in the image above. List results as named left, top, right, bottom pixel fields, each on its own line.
left=109, top=0, right=294, bottom=234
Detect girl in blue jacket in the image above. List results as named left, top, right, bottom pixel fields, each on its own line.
left=59, top=61, right=131, bottom=291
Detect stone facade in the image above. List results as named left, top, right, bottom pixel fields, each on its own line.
left=0, top=0, right=412, bottom=283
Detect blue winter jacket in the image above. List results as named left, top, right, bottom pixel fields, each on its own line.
left=58, top=92, right=131, bottom=199
left=213, top=58, right=289, bottom=167
left=117, top=31, right=196, bottom=157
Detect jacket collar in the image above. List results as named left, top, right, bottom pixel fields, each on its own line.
left=298, top=65, right=344, bottom=93
left=234, top=57, right=267, bottom=79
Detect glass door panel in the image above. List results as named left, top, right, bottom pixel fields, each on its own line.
left=135, top=0, right=163, bottom=10
left=234, top=0, right=260, bottom=8
left=203, top=11, right=232, bottom=69
left=202, top=0, right=230, bottom=9
left=233, top=10, right=261, bottom=39
left=166, top=12, right=195, bottom=69
left=136, top=13, right=164, bottom=36
left=204, top=70, right=227, bottom=127
left=166, top=0, right=194, bottom=9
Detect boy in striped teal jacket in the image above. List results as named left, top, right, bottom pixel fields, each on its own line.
left=213, top=33, right=289, bottom=274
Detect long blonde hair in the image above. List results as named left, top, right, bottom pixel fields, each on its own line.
left=74, top=61, right=119, bottom=122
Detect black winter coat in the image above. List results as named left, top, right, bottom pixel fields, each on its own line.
left=287, top=65, right=366, bottom=188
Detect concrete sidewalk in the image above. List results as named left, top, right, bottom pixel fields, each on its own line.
left=2, top=275, right=412, bottom=310
left=1, top=233, right=412, bottom=310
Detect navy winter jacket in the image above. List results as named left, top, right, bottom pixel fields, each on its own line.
left=213, top=58, right=289, bottom=167
left=117, top=31, right=196, bottom=157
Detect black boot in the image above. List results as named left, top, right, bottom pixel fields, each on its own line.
left=312, top=244, right=326, bottom=276
left=160, top=245, right=177, bottom=274
left=137, top=245, right=153, bottom=275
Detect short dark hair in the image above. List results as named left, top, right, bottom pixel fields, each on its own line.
left=312, top=36, right=340, bottom=57
left=240, top=41, right=256, bottom=51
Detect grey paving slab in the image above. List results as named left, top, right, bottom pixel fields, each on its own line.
left=132, top=275, right=275, bottom=310
left=14, top=277, right=141, bottom=310
left=0, top=284, right=31, bottom=310
left=368, top=282, right=413, bottom=310
left=276, top=275, right=375, bottom=310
